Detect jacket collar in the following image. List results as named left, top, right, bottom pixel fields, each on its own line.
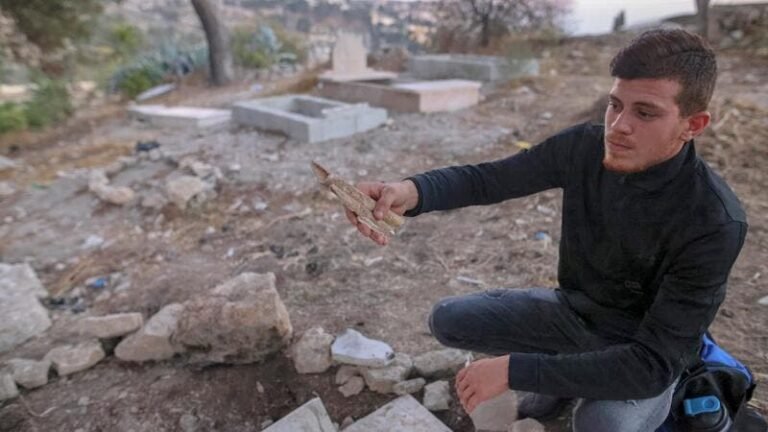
left=607, top=141, right=696, bottom=192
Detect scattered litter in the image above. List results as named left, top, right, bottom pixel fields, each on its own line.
left=135, top=140, right=161, bottom=153
left=456, top=276, right=484, bottom=286
left=86, top=277, right=109, bottom=290
left=534, top=231, right=550, bottom=241
left=515, top=141, right=532, bottom=150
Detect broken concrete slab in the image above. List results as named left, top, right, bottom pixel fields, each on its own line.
left=470, top=390, right=518, bottom=431
left=0, top=155, right=19, bottom=173
left=166, top=175, right=214, bottom=210
left=172, top=272, right=293, bottom=364
left=45, top=341, right=105, bottom=376
left=115, top=303, right=185, bottom=362
left=318, top=79, right=481, bottom=113
left=5, top=358, right=51, bottom=389
left=291, top=326, right=335, bottom=374
left=339, top=376, right=365, bottom=397
left=319, top=33, right=397, bottom=83
left=232, top=95, right=387, bottom=143
left=0, top=263, right=51, bottom=353
left=409, top=54, right=539, bottom=82
left=128, top=105, right=231, bottom=129
left=88, top=170, right=135, bottom=206
left=344, top=395, right=451, bottom=432
left=413, top=348, right=471, bottom=378
left=79, top=313, right=144, bottom=339
left=331, top=329, right=394, bottom=368
left=423, top=380, right=451, bottom=411
left=361, top=353, right=412, bottom=394
left=262, top=397, right=336, bottom=432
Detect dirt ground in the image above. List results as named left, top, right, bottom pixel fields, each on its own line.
left=0, top=36, right=766, bottom=431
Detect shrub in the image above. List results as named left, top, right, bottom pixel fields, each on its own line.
left=0, top=102, right=28, bottom=134
left=24, top=78, right=73, bottom=129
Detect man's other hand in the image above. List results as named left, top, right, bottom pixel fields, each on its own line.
left=456, top=355, right=510, bottom=414
left=344, top=180, right=418, bottom=246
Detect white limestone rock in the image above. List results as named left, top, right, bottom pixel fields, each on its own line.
left=361, top=353, right=412, bottom=394
left=393, top=378, right=426, bottom=396
left=413, top=348, right=471, bottom=378
left=423, top=380, right=451, bottom=411
left=471, top=390, right=519, bottom=432
left=331, top=329, right=394, bottom=368
left=79, top=313, right=143, bottom=339
left=0, top=263, right=51, bottom=353
left=291, top=327, right=334, bottom=374
left=5, top=358, right=50, bottom=389
left=45, top=341, right=105, bottom=376
left=115, top=304, right=185, bottom=362
left=0, top=373, right=19, bottom=401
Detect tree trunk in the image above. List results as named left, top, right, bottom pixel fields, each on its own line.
left=191, top=0, right=233, bottom=86
left=480, top=14, right=491, bottom=47
left=696, top=0, right=710, bottom=40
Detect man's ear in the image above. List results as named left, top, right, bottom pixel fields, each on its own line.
left=681, top=111, right=711, bottom=141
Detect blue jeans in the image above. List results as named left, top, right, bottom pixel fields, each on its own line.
left=428, top=288, right=677, bottom=432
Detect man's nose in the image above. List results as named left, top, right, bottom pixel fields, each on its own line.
left=610, top=112, right=633, bottom=135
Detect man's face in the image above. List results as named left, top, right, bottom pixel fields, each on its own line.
left=603, top=78, right=693, bottom=173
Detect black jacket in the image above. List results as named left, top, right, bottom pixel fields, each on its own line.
left=406, top=123, right=747, bottom=400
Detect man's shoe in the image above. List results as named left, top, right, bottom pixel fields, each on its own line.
left=517, top=393, right=572, bottom=421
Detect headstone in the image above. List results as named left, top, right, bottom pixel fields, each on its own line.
left=332, top=33, right=367, bottom=75
left=262, top=397, right=336, bottom=432
left=0, top=263, right=51, bottom=353
left=344, top=395, right=451, bottom=432
left=115, top=303, right=185, bottom=362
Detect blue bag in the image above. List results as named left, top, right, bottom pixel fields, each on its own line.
left=656, top=333, right=766, bottom=432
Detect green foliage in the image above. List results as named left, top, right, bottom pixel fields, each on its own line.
left=0, top=102, right=28, bottom=134
left=23, top=77, right=73, bottom=129
left=231, top=23, right=308, bottom=69
left=1, top=0, right=103, bottom=53
left=108, top=23, right=144, bottom=60
left=113, top=62, right=166, bottom=99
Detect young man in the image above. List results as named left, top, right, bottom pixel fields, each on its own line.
left=346, top=29, right=747, bottom=431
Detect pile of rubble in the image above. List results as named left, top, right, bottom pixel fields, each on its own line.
left=0, top=261, right=543, bottom=431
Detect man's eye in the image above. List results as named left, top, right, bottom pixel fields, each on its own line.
left=638, top=111, right=655, bottom=119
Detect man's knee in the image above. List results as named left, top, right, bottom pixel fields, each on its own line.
left=572, top=399, right=665, bottom=432
left=428, top=297, right=465, bottom=347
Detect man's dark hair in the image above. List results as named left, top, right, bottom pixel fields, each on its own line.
left=610, top=29, right=717, bottom=117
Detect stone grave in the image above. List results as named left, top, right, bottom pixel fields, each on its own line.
left=232, top=95, right=387, bottom=143
left=128, top=105, right=231, bottom=130
left=409, top=54, right=539, bottom=82
left=319, top=33, right=397, bottom=83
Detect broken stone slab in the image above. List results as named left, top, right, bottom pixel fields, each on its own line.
left=166, top=175, right=214, bottom=210
left=5, top=358, right=51, bottom=389
left=0, top=373, right=19, bottom=401
left=758, top=295, right=768, bottom=306
left=0, top=263, right=51, bottom=353
left=291, top=326, right=335, bottom=374
left=79, top=313, right=144, bottom=339
left=128, top=105, right=231, bottom=129
left=115, top=303, right=185, bottom=362
left=423, top=380, right=451, bottom=411
left=361, top=353, right=412, bottom=394
left=471, top=390, right=518, bottom=432
left=88, top=170, right=135, bottom=205
left=344, top=395, right=451, bottom=432
left=413, top=348, right=471, bottom=378
left=45, top=341, right=105, bottom=376
left=172, top=272, right=293, bottom=364
left=339, top=376, right=365, bottom=398
left=262, top=397, right=336, bottom=432
left=393, top=377, right=426, bottom=396
left=508, top=418, right=546, bottom=432
left=331, top=329, right=394, bottom=368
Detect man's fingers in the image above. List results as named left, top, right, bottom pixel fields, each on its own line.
left=373, top=186, right=397, bottom=220
left=466, top=393, right=481, bottom=414
left=345, top=209, right=358, bottom=226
